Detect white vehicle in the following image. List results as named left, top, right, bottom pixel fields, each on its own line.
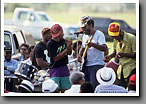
left=4, top=25, right=36, bottom=56
left=5, top=8, right=79, bottom=40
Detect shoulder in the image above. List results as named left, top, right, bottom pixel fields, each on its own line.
left=47, top=39, right=56, bottom=47
left=95, top=30, right=104, bottom=36
left=124, top=32, right=136, bottom=39
left=11, top=59, right=19, bottom=63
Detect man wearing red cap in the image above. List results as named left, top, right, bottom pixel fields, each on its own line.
left=32, top=27, right=52, bottom=70
left=104, top=22, right=136, bottom=88
left=128, top=74, right=136, bottom=93
left=47, top=24, right=72, bottom=93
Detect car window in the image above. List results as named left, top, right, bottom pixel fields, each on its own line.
left=4, top=34, right=11, bottom=46
left=18, top=11, right=29, bottom=21
left=37, top=14, right=49, bottom=21
left=4, top=32, right=15, bottom=55
left=13, top=31, right=25, bottom=46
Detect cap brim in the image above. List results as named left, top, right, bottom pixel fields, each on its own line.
left=80, top=22, right=87, bottom=28
left=108, top=28, right=120, bottom=37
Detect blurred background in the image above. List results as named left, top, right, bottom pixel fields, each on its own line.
left=4, top=3, right=136, bottom=54
left=4, top=3, right=136, bottom=27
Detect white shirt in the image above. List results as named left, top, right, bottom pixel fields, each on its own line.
left=82, top=30, right=106, bottom=66
left=65, top=85, right=81, bottom=93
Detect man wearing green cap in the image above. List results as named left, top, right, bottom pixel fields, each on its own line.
left=104, top=22, right=136, bottom=88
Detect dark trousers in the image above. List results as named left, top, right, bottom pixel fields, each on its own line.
left=84, top=65, right=104, bottom=90
left=116, top=68, right=136, bottom=89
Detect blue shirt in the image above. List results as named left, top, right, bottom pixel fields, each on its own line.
left=94, top=84, right=128, bottom=93
left=4, top=59, right=19, bottom=76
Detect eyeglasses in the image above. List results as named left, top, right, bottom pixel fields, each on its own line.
left=21, top=48, right=27, bottom=50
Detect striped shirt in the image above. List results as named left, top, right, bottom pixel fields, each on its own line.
left=94, top=84, right=128, bottom=93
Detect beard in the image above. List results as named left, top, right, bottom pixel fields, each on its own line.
left=84, top=29, right=91, bottom=35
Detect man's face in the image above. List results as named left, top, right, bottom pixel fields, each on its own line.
left=111, top=33, right=122, bottom=42
left=81, top=24, right=91, bottom=35
left=4, top=51, right=12, bottom=61
left=44, top=31, right=52, bottom=42
left=20, top=46, right=28, bottom=55
left=57, top=29, right=64, bottom=40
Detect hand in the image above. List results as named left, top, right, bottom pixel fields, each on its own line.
left=104, top=55, right=111, bottom=62
left=66, top=40, right=72, bottom=50
left=116, top=52, right=125, bottom=58
left=77, top=55, right=82, bottom=63
left=86, top=41, right=93, bottom=48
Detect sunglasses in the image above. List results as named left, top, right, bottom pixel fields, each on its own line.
left=21, top=48, right=27, bottom=50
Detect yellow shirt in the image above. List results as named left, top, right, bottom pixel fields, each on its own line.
left=113, top=31, right=136, bottom=79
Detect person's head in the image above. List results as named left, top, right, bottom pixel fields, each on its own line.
left=108, top=22, right=124, bottom=42
left=18, top=80, right=34, bottom=93
left=41, top=27, right=52, bottom=42
left=42, top=79, right=58, bottom=93
left=50, top=24, right=64, bottom=41
left=19, top=43, right=29, bottom=55
left=4, top=46, right=12, bottom=62
left=96, top=67, right=116, bottom=85
left=73, top=41, right=82, bottom=52
left=128, top=74, right=136, bottom=91
left=80, top=16, right=94, bottom=35
left=28, top=46, right=35, bottom=60
left=80, top=82, right=94, bottom=93
left=70, top=72, right=85, bottom=85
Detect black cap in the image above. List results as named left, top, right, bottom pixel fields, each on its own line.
left=4, top=45, right=12, bottom=52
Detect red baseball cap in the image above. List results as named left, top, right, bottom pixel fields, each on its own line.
left=50, top=24, right=63, bottom=38
left=108, top=22, right=120, bottom=36
left=129, top=74, right=136, bottom=85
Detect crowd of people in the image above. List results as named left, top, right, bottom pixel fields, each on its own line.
left=4, top=15, right=136, bottom=94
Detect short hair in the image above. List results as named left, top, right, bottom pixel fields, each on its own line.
left=80, top=82, right=94, bottom=93
left=87, top=19, right=94, bottom=27
left=28, top=46, right=35, bottom=54
left=73, top=41, right=82, bottom=51
left=70, top=72, right=85, bottom=84
left=20, top=43, right=29, bottom=49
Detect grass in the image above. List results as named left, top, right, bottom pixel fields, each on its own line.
left=5, top=11, right=136, bottom=28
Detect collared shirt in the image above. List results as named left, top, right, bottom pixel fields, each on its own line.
left=94, top=84, right=128, bottom=93
left=64, top=85, right=81, bottom=93
left=113, top=32, right=136, bottom=79
left=4, top=59, right=19, bottom=76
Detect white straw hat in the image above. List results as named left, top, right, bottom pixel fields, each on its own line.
left=42, top=79, right=58, bottom=93
left=96, top=67, right=116, bottom=85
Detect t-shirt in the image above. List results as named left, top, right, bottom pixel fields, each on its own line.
left=47, top=39, right=68, bottom=68
left=82, top=30, right=106, bottom=66
left=32, top=41, right=50, bottom=70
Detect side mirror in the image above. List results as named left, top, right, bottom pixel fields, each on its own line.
left=28, top=15, right=35, bottom=21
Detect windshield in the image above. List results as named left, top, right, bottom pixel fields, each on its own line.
left=36, top=12, right=52, bottom=22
